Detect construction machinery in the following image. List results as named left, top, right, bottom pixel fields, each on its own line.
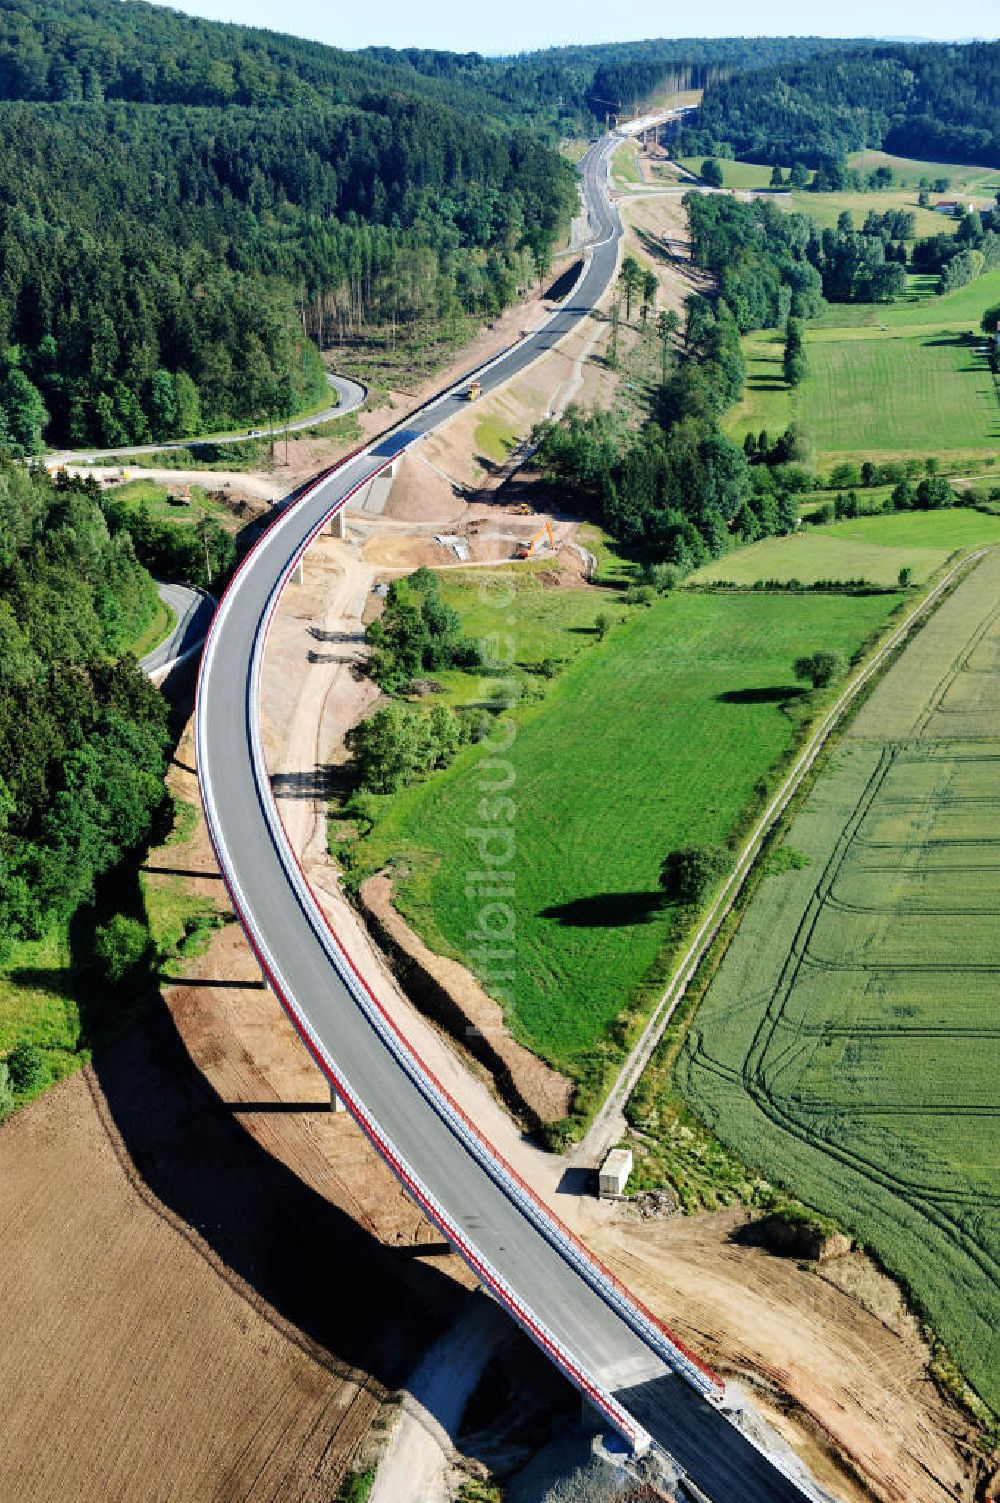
left=515, top=521, right=555, bottom=559
left=466, top=380, right=482, bottom=401
left=513, top=502, right=533, bottom=516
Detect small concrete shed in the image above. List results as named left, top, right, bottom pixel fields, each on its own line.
left=598, top=1147, right=633, bottom=1199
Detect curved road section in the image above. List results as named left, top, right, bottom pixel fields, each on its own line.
left=197, top=134, right=819, bottom=1502
left=140, top=582, right=215, bottom=681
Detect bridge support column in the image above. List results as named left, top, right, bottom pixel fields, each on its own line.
left=330, top=1083, right=347, bottom=1113
left=291, top=556, right=304, bottom=585
left=328, top=507, right=346, bottom=540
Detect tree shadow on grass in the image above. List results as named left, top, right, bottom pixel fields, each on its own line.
left=717, top=685, right=805, bottom=705
left=539, top=891, right=665, bottom=927
left=5, top=966, right=76, bottom=999
left=921, top=331, right=975, bottom=348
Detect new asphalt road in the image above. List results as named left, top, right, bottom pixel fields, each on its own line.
left=140, top=581, right=215, bottom=678
left=197, top=133, right=822, bottom=1502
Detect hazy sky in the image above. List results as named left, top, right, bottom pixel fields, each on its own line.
left=156, top=0, right=997, bottom=54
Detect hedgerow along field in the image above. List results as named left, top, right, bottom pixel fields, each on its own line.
left=351, top=574, right=901, bottom=1083
left=677, top=157, right=777, bottom=190
left=676, top=548, right=1000, bottom=1414
left=789, top=190, right=961, bottom=239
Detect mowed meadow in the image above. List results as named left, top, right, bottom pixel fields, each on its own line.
left=677, top=549, right=1000, bottom=1412
left=727, top=268, right=1000, bottom=467
left=354, top=576, right=901, bottom=1077
left=690, top=508, right=1000, bottom=587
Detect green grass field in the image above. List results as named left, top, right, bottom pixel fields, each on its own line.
left=0, top=930, right=85, bottom=1094
left=846, top=150, right=1000, bottom=195
left=403, top=568, right=614, bottom=708
left=351, top=582, right=900, bottom=1076
left=800, top=334, right=999, bottom=459
left=821, top=508, right=1000, bottom=550
left=612, top=139, right=641, bottom=186
left=789, top=189, right=961, bottom=240
left=677, top=548, right=1000, bottom=1413
left=690, top=533, right=946, bottom=588
left=726, top=270, right=1000, bottom=465
left=109, top=477, right=232, bottom=528
left=690, top=510, right=1000, bottom=588
left=813, top=267, right=1000, bottom=331
left=678, top=157, right=777, bottom=190
left=725, top=333, right=791, bottom=444
left=473, top=414, right=519, bottom=463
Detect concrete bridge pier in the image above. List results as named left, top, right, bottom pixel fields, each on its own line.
left=351, top=457, right=399, bottom=517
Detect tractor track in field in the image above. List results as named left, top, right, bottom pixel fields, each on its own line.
left=696, top=557, right=1000, bottom=1302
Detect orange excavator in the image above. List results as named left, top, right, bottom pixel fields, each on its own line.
left=515, top=521, right=554, bottom=559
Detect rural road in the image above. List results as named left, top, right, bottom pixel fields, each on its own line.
left=46, top=373, right=367, bottom=468
left=196, top=127, right=823, bottom=1501
left=139, top=582, right=215, bottom=680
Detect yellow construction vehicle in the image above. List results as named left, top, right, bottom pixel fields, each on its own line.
left=513, top=502, right=533, bottom=516
left=515, top=520, right=555, bottom=559
left=467, top=380, right=482, bottom=401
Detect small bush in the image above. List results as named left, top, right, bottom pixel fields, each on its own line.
left=794, top=650, right=843, bottom=688
left=763, top=846, right=811, bottom=876
left=336, top=1470, right=375, bottom=1503
left=659, top=845, right=730, bottom=905
left=93, top=914, right=151, bottom=985
left=6, top=1042, right=47, bottom=1092
left=643, top=561, right=683, bottom=593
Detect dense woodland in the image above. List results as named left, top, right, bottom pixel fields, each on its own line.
left=0, top=2, right=888, bottom=452
left=2, top=7, right=998, bottom=949
left=0, top=0, right=585, bottom=448
left=0, top=460, right=169, bottom=957
left=0, top=4, right=864, bottom=129
left=533, top=296, right=795, bottom=572
left=534, top=147, right=1000, bottom=571
left=680, top=41, right=1000, bottom=167
left=363, top=38, right=862, bottom=131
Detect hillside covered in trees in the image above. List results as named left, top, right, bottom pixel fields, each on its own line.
left=0, top=2, right=880, bottom=453
left=0, top=459, right=169, bottom=956
left=0, top=0, right=583, bottom=449
left=681, top=40, right=1000, bottom=167
left=364, top=37, right=862, bottom=132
